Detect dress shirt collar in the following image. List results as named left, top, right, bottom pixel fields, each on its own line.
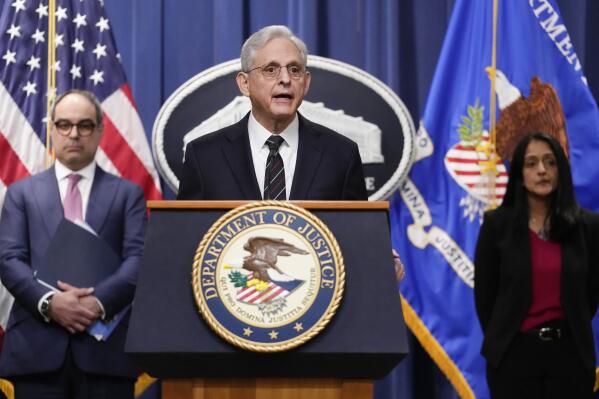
left=54, top=159, right=96, bottom=182
left=248, top=112, right=299, bottom=152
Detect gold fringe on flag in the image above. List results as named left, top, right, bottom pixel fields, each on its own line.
left=134, top=373, right=157, bottom=397
left=400, top=295, right=475, bottom=399
left=0, top=378, right=14, bottom=399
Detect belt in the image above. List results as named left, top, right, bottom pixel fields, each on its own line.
left=524, top=320, right=569, bottom=342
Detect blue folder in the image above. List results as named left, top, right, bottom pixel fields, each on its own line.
left=39, top=219, right=120, bottom=287
left=37, top=219, right=126, bottom=341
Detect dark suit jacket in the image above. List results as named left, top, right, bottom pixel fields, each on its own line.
left=474, top=206, right=599, bottom=371
left=177, top=113, right=368, bottom=200
left=0, top=166, right=146, bottom=378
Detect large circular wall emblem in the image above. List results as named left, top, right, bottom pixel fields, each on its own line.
left=192, top=201, right=344, bottom=352
left=153, top=56, right=416, bottom=200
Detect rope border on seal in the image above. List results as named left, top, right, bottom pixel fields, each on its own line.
left=191, top=200, right=345, bottom=352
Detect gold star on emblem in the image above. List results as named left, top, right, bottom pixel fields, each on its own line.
left=243, top=327, right=253, bottom=337
left=293, top=322, right=303, bottom=332
left=269, top=330, right=279, bottom=340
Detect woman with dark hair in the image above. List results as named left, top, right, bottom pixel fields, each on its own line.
left=474, top=132, right=599, bottom=398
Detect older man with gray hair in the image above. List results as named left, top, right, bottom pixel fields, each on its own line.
left=177, top=25, right=367, bottom=201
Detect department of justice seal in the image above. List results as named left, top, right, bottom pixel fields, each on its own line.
left=192, top=201, right=344, bottom=352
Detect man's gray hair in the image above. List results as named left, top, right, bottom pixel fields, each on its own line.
left=240, top=25, right=309, bottom=72
left=51, top=89, right=104, bottom=127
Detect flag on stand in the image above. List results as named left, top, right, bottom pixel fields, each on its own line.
left=0, top=0, right=161, bottom=203
left=390, top=0, right=599, bottom=398
left=0, top=0, right=162, bottom=397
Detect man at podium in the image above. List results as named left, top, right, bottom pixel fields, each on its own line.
left=0, top=90, right=146, bottom=398
left=177, top=25, right=368, bottom=201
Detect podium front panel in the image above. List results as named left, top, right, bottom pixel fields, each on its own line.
left=126, top=203, right=408, bottom=379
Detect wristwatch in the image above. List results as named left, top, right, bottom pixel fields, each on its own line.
left=40, top=294, right=54, bottom=320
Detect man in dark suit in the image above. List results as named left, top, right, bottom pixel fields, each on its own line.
left=0, top=90, right=146, bottom=398
left=178, top=25, right=367, bottom=201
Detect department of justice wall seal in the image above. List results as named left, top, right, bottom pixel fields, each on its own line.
left=192, top=201, right=344, bottom=352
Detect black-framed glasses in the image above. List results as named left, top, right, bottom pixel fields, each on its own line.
left=53, top=119, right=97, bottom=137
left=247, top=63, right=307, bottom=79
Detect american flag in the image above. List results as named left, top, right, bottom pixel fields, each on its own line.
left=236, top=280, right=293, bottom=304
left=0, top=0, right=161, bottom=351
left=235, top=270, right=303, bottom=305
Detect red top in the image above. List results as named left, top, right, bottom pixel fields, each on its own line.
left=520, top=230, right=566, bottom=331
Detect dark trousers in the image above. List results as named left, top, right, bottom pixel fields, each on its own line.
left=13, top=351, right=134, bottom=399
left=486, top=330, right=594, bottom=399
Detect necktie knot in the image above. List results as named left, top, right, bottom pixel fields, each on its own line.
left=266, top=135, right=284, bottom=154
left=68, top=173, right=81, bottom=185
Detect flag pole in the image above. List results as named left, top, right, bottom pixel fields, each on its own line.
left=45, top=0, right=56, bottom=168
left=487, top=0, right=500, bottom=209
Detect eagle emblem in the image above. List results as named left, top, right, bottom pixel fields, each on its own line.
left=226, top=236, right=308, bottom=305
left=242, top=237, right=309, bottom=282
left=492, top=70, right=568, bottom=161
left=444, top=69, right=568, bottom=220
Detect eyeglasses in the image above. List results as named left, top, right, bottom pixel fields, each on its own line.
left=53, top=120, right=97, bottom=137
left=247, top=64, right=307, bottom=79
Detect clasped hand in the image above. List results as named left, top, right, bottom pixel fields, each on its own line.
left=48, top=280, right=103, bottom=334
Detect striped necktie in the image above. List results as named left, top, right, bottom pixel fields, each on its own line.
left=264, top=135, right=286, bottom=200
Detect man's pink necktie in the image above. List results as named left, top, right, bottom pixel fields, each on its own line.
left=64, top=174, right=82, bottom=221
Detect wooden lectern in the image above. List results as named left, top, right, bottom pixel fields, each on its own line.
left=126, top=201, right=408, bottom=399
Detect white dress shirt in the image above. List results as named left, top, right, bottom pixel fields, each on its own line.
left=248, top=112, right=299, bottom=199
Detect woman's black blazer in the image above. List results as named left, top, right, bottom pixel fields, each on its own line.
left=474, top=206, right=599, bottom=371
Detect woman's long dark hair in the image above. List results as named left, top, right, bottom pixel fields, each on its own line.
left=501, top=132, right=579, bottom=240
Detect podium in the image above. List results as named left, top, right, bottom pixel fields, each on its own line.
left=126, top=201, right=408, bottom=399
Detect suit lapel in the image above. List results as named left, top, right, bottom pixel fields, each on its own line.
left=515, top=229, right=532, bottom=288
left=33, top=167, right=63, bottom=237
left=222, top=116, right=262, bottom=200
left=559, top=225, right=583, bottom=303
left=290, top=115, right=323, bottom=200
left=509, top=213, right=533, bottom=297
left=86, top=167, right=118, bottom=234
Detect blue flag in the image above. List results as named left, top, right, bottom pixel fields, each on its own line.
left=390, top=1, right=599, bottom=398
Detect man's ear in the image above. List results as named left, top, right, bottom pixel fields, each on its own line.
left=302, top=70, right=311, bottom=97
left=236, top=72, right=250, bottom=96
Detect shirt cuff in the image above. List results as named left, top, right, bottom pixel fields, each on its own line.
left=94, top=297, right=106, bottom=320
left=37, top=291, right=55, bottom=322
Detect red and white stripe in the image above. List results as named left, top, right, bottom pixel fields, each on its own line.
left=0, top=82, right=47, bottom=212
left=445, top=142, right=508, bottom=203
left=237, top=281, right=289, bottom=304
left=99, top=85, right=162, bottom=200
